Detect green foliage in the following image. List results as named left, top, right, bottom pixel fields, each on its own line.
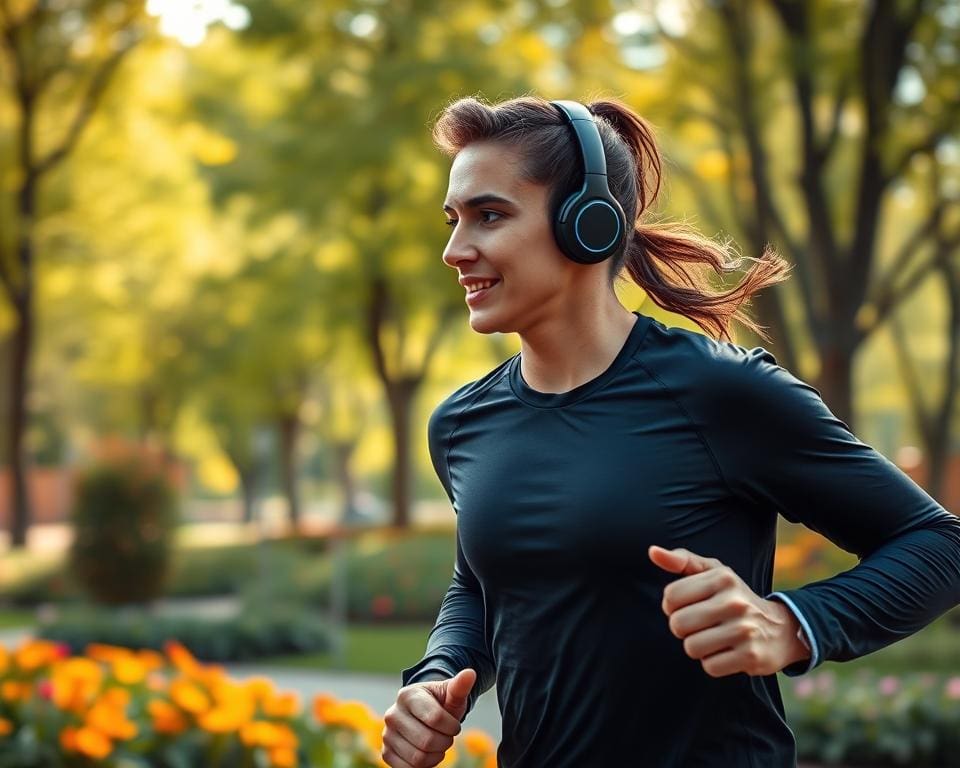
left=783, top=670, right=960, bottom=767
left=37, top=601, right=331, bottom=662
left=68, top=455, right=179, bottom=605
left=290, top=528, right=456, bottom=623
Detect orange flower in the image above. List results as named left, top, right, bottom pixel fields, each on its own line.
left=112, top=655, right=147, bottom=685
left=269, top=746, right=297, bottom=767
left=240, top=720, right=299, bottom=749
left=463, top=728, right=496, bottom=756
left=73, top=725, right=113, bottom=760
left=262, top=690, right=301, bottom=718
left=85, top=644, right=129, bottom=664
left=314, top=699, right=379, bottom=731
left=169, top=677, right=210, bottom=715
left=137, top=648, right=167, bottom=671
left=436, top=745, right=458, bottom=767
left=312, top=692, right=338, bottom=723
left=0, top=717, right=12, bottom=735
left=60, top=726, right=78, bottom=752
left=197, top=697, right=255, bottom=734
left=244, top=676, right=276, bottom=703
left=165, top=640, right=202, bottom=678
left=51, top=657, right=103, bottom=713
left=148, top=699, right=188, bottom=735
left=0, top=646, right=8, bottom=675
left=85, top=695, right=137, bottom=740
left=1, top=680, right=31, bottom=702
left=13, top=640, right=64, bottom=672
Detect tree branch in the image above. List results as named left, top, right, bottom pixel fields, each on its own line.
left=34, top=38, right=139, bottom=179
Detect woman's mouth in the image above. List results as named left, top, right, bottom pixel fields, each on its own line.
left=465, top=279, right=500, bottom=306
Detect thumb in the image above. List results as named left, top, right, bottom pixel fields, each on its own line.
left=443, top=668, right=476, bottom=714
left=648, top=545, right=715, bottom=576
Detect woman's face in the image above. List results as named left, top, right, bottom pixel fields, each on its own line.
left=442, top=140, right=577, bottom=335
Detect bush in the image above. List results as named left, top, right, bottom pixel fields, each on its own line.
left=36, top=602, right=331, bottom=663
left=69, top=451, right=178, bottom=605
left=783, top=670, right=960, bottom=767
left=294, top=527, right=458, bottom=623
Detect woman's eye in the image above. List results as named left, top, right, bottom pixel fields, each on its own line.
left=444, top=211, right=502, bottom=228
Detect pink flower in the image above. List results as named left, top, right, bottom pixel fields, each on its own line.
left=370, top=594, right=395, bottom=618
left=794, top=678, right=815, bottom=699
left=815, top=671, right=835, bottom=693
left=878, top=675, right=900, bottom=696
left=945, top=677, right=960, bottom=700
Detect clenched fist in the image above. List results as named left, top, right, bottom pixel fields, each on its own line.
left=382, top=668, right=476, bottom=767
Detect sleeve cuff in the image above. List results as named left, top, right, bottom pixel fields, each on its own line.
left=766, top=591, right=820, bottom=676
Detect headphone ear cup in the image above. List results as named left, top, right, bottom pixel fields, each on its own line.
left=554, top=194, right=626, bottom=265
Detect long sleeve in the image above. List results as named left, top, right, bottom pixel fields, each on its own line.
left=693, top=346, right=960, bottom=676
left=399, top=404, right=498, bottom=722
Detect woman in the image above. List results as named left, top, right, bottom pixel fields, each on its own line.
left=381, top=95, right=960, bottom=768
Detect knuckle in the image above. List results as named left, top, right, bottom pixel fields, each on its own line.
left=423, top=707, right=445, bottom=729
left=717, top=568, right=736, bottom=587
left=668, top=615, right=682, bottom=637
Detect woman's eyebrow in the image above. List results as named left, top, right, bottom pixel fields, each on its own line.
left=442, top=193, right=516, bottom=212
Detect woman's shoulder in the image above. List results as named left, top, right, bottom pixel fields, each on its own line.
left=428, top=354, right=517, bottom=429
left=638, top=315, right=783, bottom=393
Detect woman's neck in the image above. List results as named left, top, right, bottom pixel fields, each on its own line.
left=518, top=301, right=638, bottom=394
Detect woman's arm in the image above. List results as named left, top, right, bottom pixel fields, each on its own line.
left=400, top=526, right=497, bottom=721
left=693, top=346, right=960, bottom=675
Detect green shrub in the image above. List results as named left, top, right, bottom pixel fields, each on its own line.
left=69, top=452, right=178, bottom=605
left=294, top=527, right=457, bottom=623
left=783, top=670, right=960, bottom=766
left=37, top=601, right=331, bottom=662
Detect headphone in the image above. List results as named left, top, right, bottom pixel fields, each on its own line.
left=549, top=100, right=628, bottom=265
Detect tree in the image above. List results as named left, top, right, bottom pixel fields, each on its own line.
left=0, top=0, right=149, bottom=546
left=649, top=0, right=960, bottom=430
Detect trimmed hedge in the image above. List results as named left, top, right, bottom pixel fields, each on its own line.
left=37, top=603, right=331, bottom=662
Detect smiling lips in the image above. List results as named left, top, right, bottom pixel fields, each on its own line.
left=464, top=278, right=499, bottom=294
left=464, top=279, right=500, bottom=305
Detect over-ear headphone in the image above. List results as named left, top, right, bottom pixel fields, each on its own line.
left=549, top=100, right=628, bottom=265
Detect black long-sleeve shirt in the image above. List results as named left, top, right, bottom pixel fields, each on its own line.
left=400, top=310, right=960, bottom=767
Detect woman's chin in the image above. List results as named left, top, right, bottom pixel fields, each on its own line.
left=467, top=309, right=505, bottom=335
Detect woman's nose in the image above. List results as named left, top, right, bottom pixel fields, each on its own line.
left=442, top=226, right=478, bottom=270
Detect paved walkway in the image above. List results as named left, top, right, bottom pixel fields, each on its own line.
left=0, top=628, right=503, bottom=739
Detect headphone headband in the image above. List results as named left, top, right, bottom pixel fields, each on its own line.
left=551, top=100, right=608, bottom=178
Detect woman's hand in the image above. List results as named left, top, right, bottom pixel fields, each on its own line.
left=381, top=669, right=475, bottom=767
left=648, top=545, right=810, bottom=678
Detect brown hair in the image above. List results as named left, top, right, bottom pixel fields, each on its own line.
left=432, top=94, right=791, bottom=343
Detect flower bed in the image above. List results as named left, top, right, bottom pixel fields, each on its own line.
left=783, top=670, right=960, bottom=767
left=0, top=639, right=497, bottom=767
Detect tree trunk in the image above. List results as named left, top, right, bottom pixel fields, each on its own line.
left=386, top=379, right=416, bottom=529
left=277, top=413, right=300, bottom=531
left=333, top=438, right=359, bottom=525
left=816, top=342, right=854, bottom=429
left=7, top=114, right=38, bottom=549
left=7, top=292, right=31, bottom=548
left=237, top=463, right=258, bottom=525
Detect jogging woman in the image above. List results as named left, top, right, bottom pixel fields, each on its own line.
left=381, top=95, right=960, bottom=768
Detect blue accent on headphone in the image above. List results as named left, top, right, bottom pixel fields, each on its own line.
left=550, top=100, right=627, bottom=265
left=575, top=201, right=622, bottom=253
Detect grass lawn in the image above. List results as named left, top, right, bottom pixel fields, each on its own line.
left=0, top=608, right=36, bottom=629
left=262, top=622, right=435, bottom=675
